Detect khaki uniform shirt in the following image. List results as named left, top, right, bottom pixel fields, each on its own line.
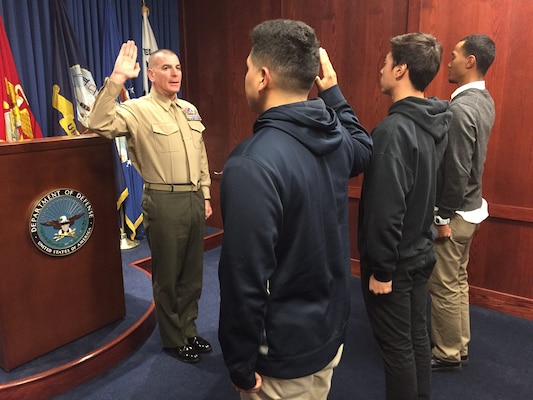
left=87, top=79, right=211, bottom=199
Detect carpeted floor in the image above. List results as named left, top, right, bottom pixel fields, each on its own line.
left=5, top=238, right=531, bottom=399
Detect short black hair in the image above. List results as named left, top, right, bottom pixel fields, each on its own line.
left=390, top=32, right=443, bottom=92
left=250, top=19, right=320, bottom=93
left=460, top=34, right=496, bottom=76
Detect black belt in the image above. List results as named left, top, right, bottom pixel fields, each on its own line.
left=145, top=183, right=197, bottom=192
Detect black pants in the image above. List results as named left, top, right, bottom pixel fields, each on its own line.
left=361, top=255, right=435, bottom=400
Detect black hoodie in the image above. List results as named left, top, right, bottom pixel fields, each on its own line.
left=358, top=96, right=451, bottom=282
left=218, top=85, right=372, bottom=390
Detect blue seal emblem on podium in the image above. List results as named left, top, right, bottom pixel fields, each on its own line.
left=29, top=189, right=95, bottom=256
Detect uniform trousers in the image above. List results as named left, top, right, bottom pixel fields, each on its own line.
left=428, top=214, right=480, bottom=362
left=240, top=344, right=344, bottom=400
left=361, top=254, right=435, bottom=400
left=142, top=188, right=205, bottom=348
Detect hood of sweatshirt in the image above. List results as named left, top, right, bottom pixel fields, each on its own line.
left=389, top=96, right=450, bottom=145
left=252, top=98, right=343, bottom=157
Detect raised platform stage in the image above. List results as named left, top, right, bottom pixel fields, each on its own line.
left=0, top=230, right=223, bottom=399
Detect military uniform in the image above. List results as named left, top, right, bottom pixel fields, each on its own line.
left=87, top=79, right=211, bottom=348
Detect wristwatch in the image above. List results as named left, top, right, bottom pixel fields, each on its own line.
left=434, top=215, right=450, bottom=226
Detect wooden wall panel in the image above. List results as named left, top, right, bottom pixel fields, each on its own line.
left=414, top=0, right=533, bottom=209
left=179, top=1, right=282, bottom=229
left=470, top=218, right=532, bottom=297
left=281, top=0, right=408, bottom=131
left=280, top=2, right=410, bottom=261
left=180, top=0, right=533, bottom=318
left=180, top=0, right=410, bottom=251
left=412, top=0, right=533, bottom=317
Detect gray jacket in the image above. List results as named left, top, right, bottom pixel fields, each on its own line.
left=436, top=88, right=495, bottom=218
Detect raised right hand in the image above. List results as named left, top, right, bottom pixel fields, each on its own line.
left=315, top=47, right=338, bottom=93
left=110, top=40, right=141, bottom=85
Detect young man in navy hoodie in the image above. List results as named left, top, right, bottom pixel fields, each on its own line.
left=218, top=19, right=372, bottom=399
left=358, top=33, right=452, bottom=399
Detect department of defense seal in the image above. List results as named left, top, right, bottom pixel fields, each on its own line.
left=29, top=189, right=95, bottom=256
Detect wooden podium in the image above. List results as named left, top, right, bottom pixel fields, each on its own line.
left=0, top=134, right=126, bottom=371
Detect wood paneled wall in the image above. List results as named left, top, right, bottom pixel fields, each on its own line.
left=179, top=0, right=533, bottom=319
left=410, top=0, right=533, bottom=318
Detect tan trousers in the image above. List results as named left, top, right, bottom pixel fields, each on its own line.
left=428, top=215, right=480, bottom=362
left=240, top=344, right=344, bottom=400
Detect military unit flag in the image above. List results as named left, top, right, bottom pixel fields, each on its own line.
left=0, top=15, right=42, bottom=142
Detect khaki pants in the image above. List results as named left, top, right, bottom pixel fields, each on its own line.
left=241, top=344, right=344, bottom=400
left=428, top=214, right=480, bottom=361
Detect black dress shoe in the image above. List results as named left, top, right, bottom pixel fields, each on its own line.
left=431, top=355, right=462, bottom=371
left=164, top=345, right=200, bottom=363
left=187, top=336, right=212, bottom=353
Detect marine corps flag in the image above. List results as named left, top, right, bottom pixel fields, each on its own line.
left=50, top=0, right=98, bottom=136
left=0, top=15, right=42, bottom=142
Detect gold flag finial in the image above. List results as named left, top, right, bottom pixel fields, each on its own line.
left=142, top=1, right=149, bottom=17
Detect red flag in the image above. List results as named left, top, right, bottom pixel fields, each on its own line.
left=0, top=16, right=43, bottom=142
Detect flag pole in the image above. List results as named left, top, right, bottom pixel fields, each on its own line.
left=119, top=202, right=139, bottom=250
left=141, top=0, right=158, bottom=95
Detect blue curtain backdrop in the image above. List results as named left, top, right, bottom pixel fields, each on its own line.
left=0, top=0, right=180, bottom=137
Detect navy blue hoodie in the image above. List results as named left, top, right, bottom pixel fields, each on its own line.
left=358, top=96, right=451, bottom=282
left=218, top=85, right=372, bottom=390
